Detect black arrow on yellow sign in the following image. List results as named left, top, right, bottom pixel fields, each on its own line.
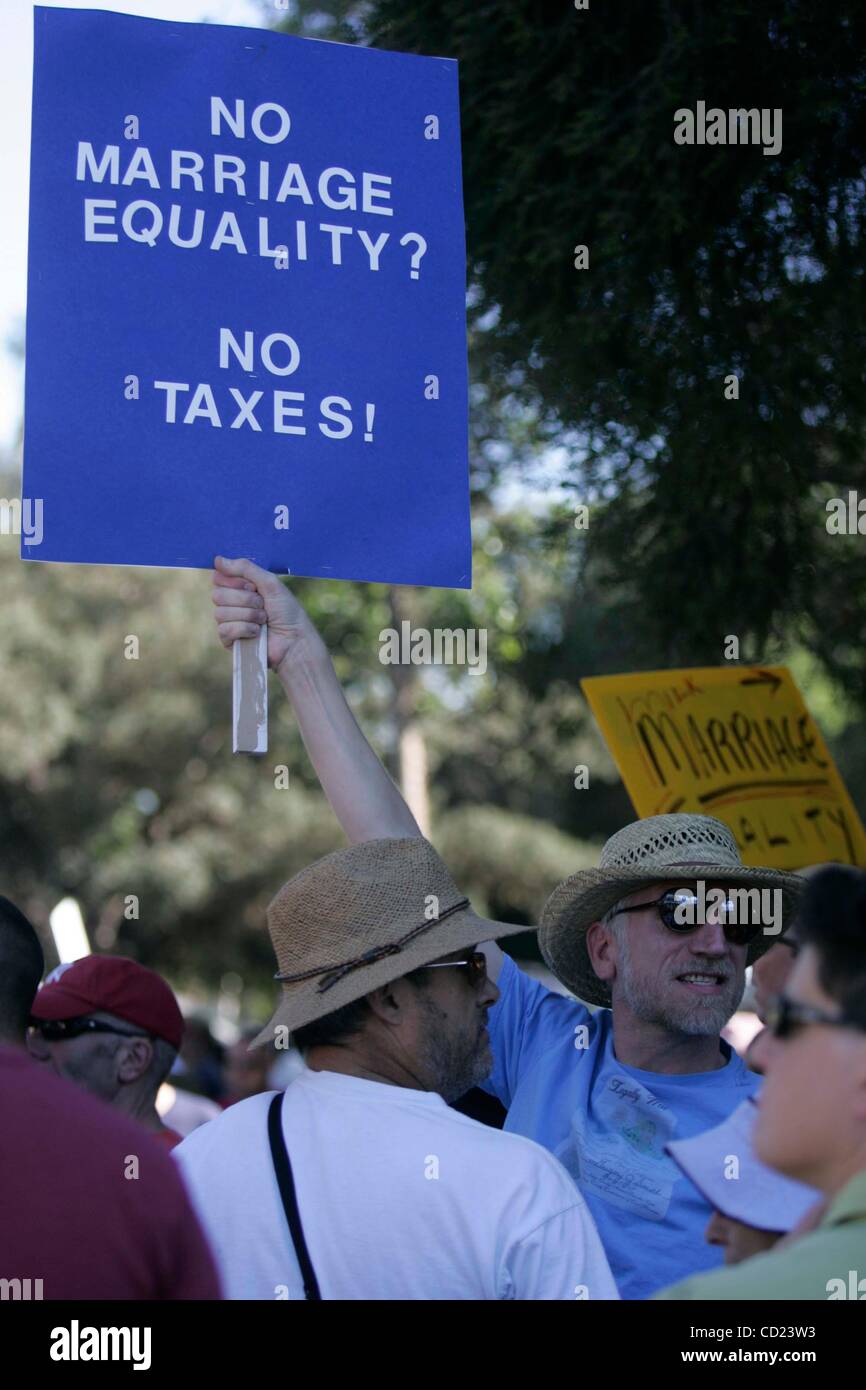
left=739, top=668, right=783, bottom=695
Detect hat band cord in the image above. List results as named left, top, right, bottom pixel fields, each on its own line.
left=273, top=897, right=472, bottom=994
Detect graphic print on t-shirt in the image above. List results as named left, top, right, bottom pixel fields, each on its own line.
left=554, top=1072, right=680, bottom=1220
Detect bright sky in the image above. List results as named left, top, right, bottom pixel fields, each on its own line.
left=0, top=0, right=269, bottom=453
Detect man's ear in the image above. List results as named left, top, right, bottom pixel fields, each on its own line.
left=586, top=919, right=617, bottom=984
left=116, top=1036, right=154, bottom=1084
left=365, top=977, right=412, bottom=1028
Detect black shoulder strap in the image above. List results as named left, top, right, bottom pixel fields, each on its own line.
left=267, top=1092, right=322, bottom=1301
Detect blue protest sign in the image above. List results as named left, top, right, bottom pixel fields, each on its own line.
left=23, top=7, right=470, bottom=587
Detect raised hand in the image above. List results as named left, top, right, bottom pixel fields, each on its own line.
left=211, top=555, right=324, bottom=674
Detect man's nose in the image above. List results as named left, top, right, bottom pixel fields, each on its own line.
left=26, top=1028, right=50, bottom=1061
left=751, top=1023, right=783, bottom=1075
left=688, top=917, right=729, bottom=954
left=479, top=974, right=500, bottom=1008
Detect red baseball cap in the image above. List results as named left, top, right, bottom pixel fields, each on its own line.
left=31, top=955, right=184, bottom=1050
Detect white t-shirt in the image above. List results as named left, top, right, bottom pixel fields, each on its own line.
left=174, top=1067, right=618, bottom=1300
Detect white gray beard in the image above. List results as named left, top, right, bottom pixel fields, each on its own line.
left=620, top=966, right=743, bottom=1036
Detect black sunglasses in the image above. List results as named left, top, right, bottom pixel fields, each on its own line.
left=28, top=1016, right=149, bottom=1043
left=766, top=994, right=866, bottom=1041
left=422, top=950, right=488, bottom=988
left=608, top=888, right=763, bottom=946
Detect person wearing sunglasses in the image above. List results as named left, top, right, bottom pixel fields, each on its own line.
left=27, top=954, right=185, bottom=1150
left=748, top=864, right=830, bottom=1044
left=175, top=837, right=618, bottom=1300
left=0, top=897, right=221, bottom=1299
left=657, top=862, right=866, bottom=1300
left=209, top=556, right=803, bottom=1299
left=745, top=864, right=829, bottom=1075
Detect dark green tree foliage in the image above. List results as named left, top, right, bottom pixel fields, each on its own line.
left=0, top=491, right=612, bottom=989
left=277, top=0, right=866, bottom=698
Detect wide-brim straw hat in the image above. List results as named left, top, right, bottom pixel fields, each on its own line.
left=253, top=837, right=528, bottom=1045
left=539, top=814, right=804, bottom=1008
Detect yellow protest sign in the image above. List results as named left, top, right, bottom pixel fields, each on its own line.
left=581, top=666, right=866, bottom=869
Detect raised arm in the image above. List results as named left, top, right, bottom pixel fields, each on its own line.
left=211, top=556, right=505, bottom=981
left=212, top=555, right=422, bottom=843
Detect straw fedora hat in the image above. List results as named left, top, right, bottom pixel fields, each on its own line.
left=253, top=837, right=527, bottom=1045
left=539, top=814, right=804, bottom=1008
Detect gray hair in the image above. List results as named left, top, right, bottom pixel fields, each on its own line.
left=601, top=897, right=627, bottom=927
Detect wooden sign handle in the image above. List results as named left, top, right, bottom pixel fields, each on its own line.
left=232, top=625, right=268, bottom=755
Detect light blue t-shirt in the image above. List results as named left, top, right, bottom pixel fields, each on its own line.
left=482, top=954, right=759, bottom=1300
